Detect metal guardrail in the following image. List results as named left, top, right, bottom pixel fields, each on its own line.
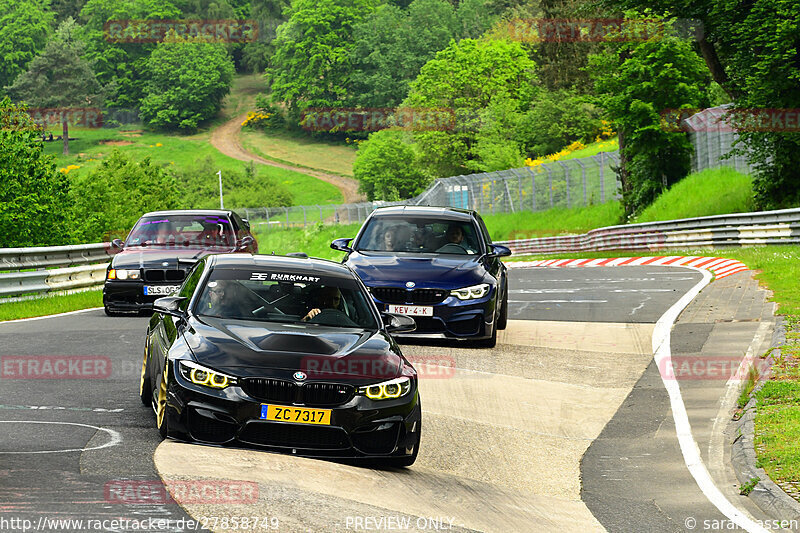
left=0, top=243, right=115, bottom=299
left=496, top=208, right=800, bottom=255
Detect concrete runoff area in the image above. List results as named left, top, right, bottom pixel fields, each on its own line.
left=155, top=320, right=655, bottom=533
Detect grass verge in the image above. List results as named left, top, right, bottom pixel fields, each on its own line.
left=240, top=129, right=358, bottom=177
left=253, top=222, right=362, bottom=261
left=634, top=167, right=753, bottom=223
left=0, top=289, right=102, bottom=322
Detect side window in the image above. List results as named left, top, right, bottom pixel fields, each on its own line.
left=230, top=212, right=246, bottom=238
left=178, top=261, right=205, bottom=310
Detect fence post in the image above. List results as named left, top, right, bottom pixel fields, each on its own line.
left=526, top=167, right=537, bottom=211
left=546, top=166, right=553, bottom=207
left=575, top=158, right=587, bottom=206
left=558, top=161, right=571, bottom=208
left=302, top=206, right=307, bottom=228
left=285, top=207, right=289, bottom=227
left=599, top=152, right=605, bottom=203
left=265, top=208, right=270, bottom=230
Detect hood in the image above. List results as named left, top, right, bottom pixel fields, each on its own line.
left=345, top=252, right=485, bottom=289
left=111, top=246, right=230, bottom=269
left=182, top=316, right=404, bottom=383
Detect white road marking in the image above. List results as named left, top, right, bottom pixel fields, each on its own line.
left=653, top=268, right=769, bottom=533
left=0, top=420, right=122, bottom=454
left=0, top=307, right=102, bottom=324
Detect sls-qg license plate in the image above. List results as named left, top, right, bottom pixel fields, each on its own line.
left=144, top=285, right=181, bottom=296
left=387, top=305, right=433, bottom=316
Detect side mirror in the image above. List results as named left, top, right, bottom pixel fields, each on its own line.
left=238, top=235, right=255, bottom=251
left=153, top=296, right=187, bottom=317
left=111, top=238, right=124, bottom=250
left=242, top=218, right=251, bottom=230
left=486, top=244, right=512, bottom=258
left=331, top=238, right=353, bottom=253
left=383, top=313, right=417, bottom=334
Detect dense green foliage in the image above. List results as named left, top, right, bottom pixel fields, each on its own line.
left=266, top=0, right=375, bottom=116
left=589, top=18, right=710, bottom=216
left=139, top=33, right=235, bottom=131
left=0, top=99, right=72, bottom=247
left=0, top=0, right=52, bottom=95
left=69, top=150, right=181, bottom=241
left=7, top=19, right=103, bottom=155
left=352, top=130, right=429, bottom=200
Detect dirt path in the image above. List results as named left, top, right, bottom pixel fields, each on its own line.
left=210, top=113, right=364, bottom=204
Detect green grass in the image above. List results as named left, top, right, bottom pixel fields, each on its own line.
left=634, top=167, right=754, bottom=223
left=0, top=289, right=102, bottom=322
left=240, top=129, right=358, bottom=177
left=481, top=202, right=624, bottom=241
left=560, top=137, right=619, bottom=160
left=253, top=222, right=362, bottom=261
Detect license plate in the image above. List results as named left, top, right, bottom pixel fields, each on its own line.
left=144, top=285, right=180, bottom=296
left=260, top=405, right=331, bottom=425
left=387, top=305, right=433, bottom=316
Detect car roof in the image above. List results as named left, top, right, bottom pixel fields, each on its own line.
left=140, top=209, right=233, bottom=217
left=370, top=205, right=475, bottom=221
left=208, top=254, right=356, bottom=280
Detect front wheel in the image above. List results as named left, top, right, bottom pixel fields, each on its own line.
left=139, top=339, right=152, bottom=405
left=496, top=283, right=508, bottom=331
left=155, top=364, right=170, bottom=439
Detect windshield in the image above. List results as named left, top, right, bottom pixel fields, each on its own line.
left=126, top=214, right=234, bottom=248
left=195, top=268, right=379, bottom=329
left=355, top=216, right=481, bottom=254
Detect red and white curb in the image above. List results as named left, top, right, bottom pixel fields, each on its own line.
left=507, top=256, right=749, bottom=280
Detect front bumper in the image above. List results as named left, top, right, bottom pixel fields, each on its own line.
left=163, top=371, right=421, bottom=460
left=373, top=291, right=496, bottom=340
left=103, top=280, right=182, bottom=312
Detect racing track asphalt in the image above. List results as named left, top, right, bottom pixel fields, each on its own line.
left=0, top=266, right=777, bottom=532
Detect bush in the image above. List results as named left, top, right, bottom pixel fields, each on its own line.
left=139, top=33, right=235, bottom=132
left=69, top=150, right=181, bottom=242
left=353, top=129, right=431, bottom=201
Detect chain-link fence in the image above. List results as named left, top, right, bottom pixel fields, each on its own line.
left=685, top=105, right=754, bottom=174
left=238, top=151, right=622, bottom=230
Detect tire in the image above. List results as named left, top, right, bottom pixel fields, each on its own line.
left=497, top=283, right=508, bottom=331
left=155, top=363, right=170, bottom=439
left=139, top=339, right=152, bottom=406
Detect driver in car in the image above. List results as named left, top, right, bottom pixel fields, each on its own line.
left=202, top=280, right=242, bottom=317
left=302, top=286, right=344, bottom=321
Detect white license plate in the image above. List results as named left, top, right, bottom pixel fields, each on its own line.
left=144, top=285, right=180, bottom=296
left=387, top=305, right=433, bottom=316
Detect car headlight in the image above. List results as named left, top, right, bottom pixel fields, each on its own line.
left=107, top=268, right=141, bottom=280
left=450, top=283, right=490, bottom=300
left=359, top=377, right=412, bottom=400
left=178, top=360, right=237, bottom=389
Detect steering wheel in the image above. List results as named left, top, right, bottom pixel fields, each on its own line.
left=436, top=243, right=469, bottom=254
left=308, top=308, right=359, bottom=327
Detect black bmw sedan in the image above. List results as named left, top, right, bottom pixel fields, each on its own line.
left=140, top=253, right=422, bottom=466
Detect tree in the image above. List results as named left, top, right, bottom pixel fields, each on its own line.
left=0, top=0, right=52, bottom=94
left=598, top=0, right=800, bottom=208
left=401, top=37, right=538, bottom=177
left=0, top=98, right=72, bottom=247
left=266, top=0, right=375, bottom=117
left=139, top=32, right=235, bottom=132
left=519, top=89, right=604, bottom=156
left=353, top=130, right=430, bottom=200
left=79, top=0, right=181, bottom=108
left=7, top=18, right=104, bottom=155
left=589, top=17, right=710, bottom=215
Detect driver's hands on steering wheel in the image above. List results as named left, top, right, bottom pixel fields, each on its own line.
left=302, top=308, right=322, bottom=321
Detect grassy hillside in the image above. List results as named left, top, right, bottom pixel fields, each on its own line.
left=240, top=129, right=358, bottom=177
left=634, top=167, right=753, bottom=223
